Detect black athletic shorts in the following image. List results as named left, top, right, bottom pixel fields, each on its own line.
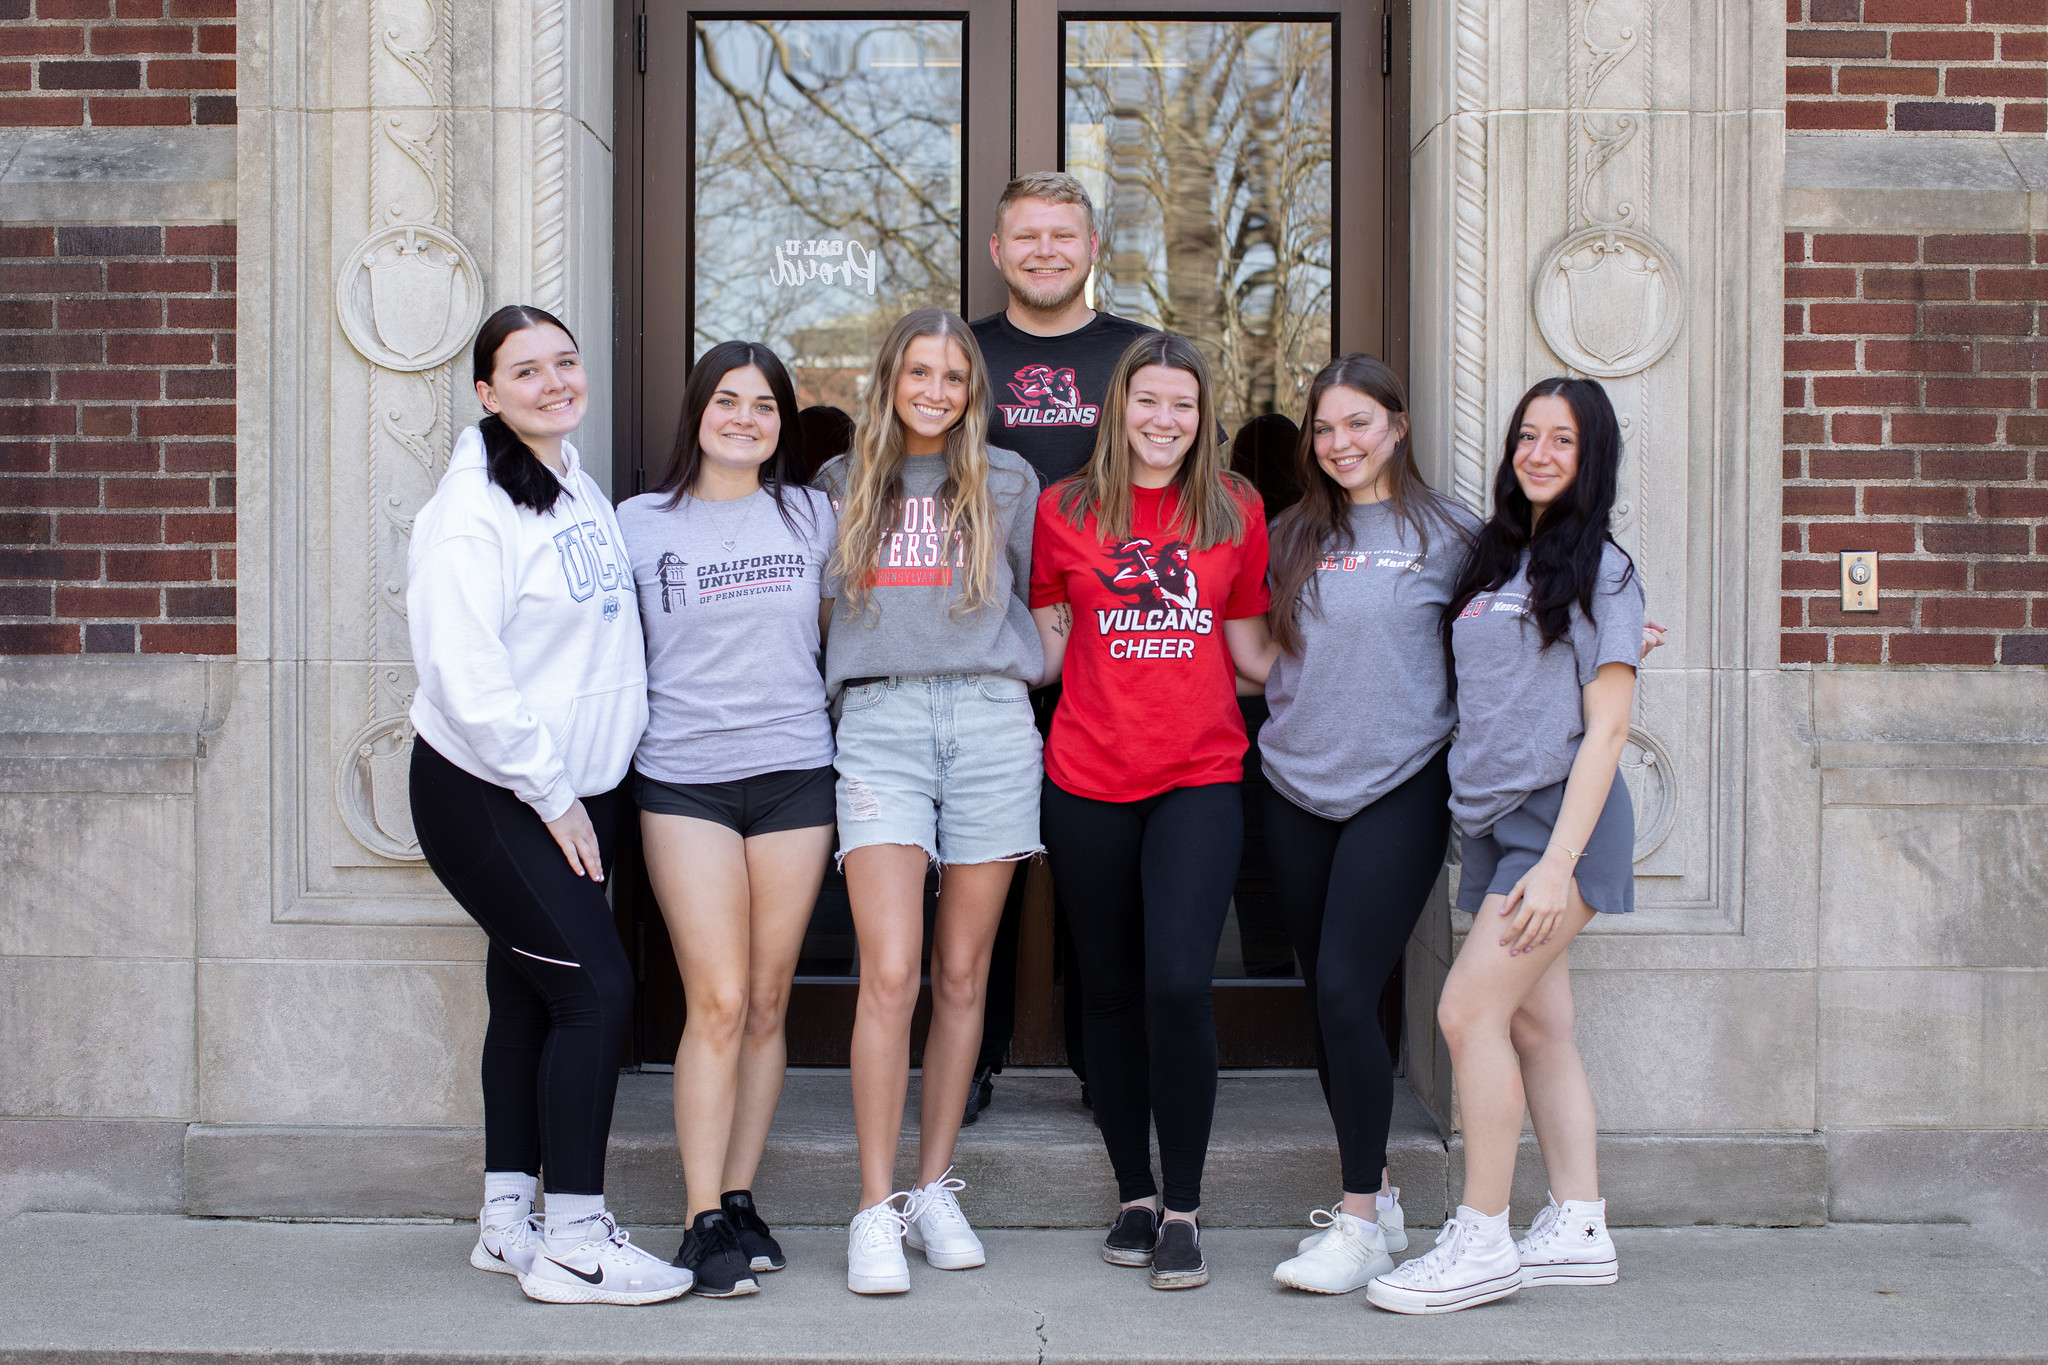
left=634, top=764, right=837, bottom=838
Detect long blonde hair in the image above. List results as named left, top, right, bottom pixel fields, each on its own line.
left=828, top=309, right=1006, bottom=618
left=1056, top=332, right=1249, bottom=550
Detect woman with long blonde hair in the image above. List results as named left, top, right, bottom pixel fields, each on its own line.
left=1027, top=332, right=1275, bottom=1290
left=813, top=308, right=1044, bottom=1295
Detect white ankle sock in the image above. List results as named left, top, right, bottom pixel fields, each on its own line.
left=542, top=1192, right=607, bottom=1247
left=1376, top=1190, right=1397, bottom=1211
left=482, top=1171, right=536, bottom=1226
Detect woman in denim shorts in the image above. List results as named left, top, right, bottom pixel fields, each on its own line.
left=812, top=309, right=1044, bottom=1295
left=1365, top=377, right=1650, bottom=1316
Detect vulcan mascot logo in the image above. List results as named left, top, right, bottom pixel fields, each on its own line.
left=998, top=364, right=1099, bottom=428
left=1094, top=537, right=1212, bottom=659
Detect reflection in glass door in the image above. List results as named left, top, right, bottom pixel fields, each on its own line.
left=1064, top=20, right=1334, bottom=435
left=692, top=19, right=965, bottom=408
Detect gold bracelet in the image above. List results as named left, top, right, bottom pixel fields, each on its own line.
left=1549, top=841, right=1583, bottom=861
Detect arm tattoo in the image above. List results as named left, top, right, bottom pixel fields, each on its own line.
left=1053, top=603, right=1071, bottom=637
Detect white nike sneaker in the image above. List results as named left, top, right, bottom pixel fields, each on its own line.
left=1296, top=1188, right=1407, bottom=1254
left=1273, top=1208, right=1392, bottom=1294
left=903, top=1169, right=986, bottom=1270
left=470, top=1211, right=541, bottom=1278
left=518, top=1214, right=694, bottom=1305
left=1365, top=1206, right=1522, bottom=1315
left=1516, top=1193, right=1618, bottom=1287
left=847, top=1193, right=914, bottom=1294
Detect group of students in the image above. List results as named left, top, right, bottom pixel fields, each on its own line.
left=404, top=173, right=1660, bottom=1315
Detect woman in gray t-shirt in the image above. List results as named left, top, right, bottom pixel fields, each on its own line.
left=618, top=341, right=838, bottom=1297
left=1366, top=377, right=1646, bottom=1316
left=1235, top=355, right=1477, bottom=1296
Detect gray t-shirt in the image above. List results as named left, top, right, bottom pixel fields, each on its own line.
left=1447, top=542, right=1645, bottom=837
left=813, top=448, right=1042, bottom=691
left=616, top=485, right=837, bottom=785
left=1262, top=497, right=1480, bottom=819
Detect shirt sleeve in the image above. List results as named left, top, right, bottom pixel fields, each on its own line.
left=811, top=464, right=845, bottom=599
left=1028, top=490, right=1068, bottom=608
left=406, top=527, right=577, bottom=821
left=1580, top=545, right=1647, bottom=684
left=1223, top=496, right=1273, bottom=619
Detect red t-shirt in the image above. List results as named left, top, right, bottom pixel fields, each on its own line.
left=1030, top=479, right=1271, bottom=802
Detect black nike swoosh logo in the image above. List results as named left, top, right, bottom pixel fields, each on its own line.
left=546, top=1256, right=605, bottom=1286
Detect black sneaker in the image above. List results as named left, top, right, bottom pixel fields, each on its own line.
left=1148, top=1218, right=1208, bottom=1289
left=1102, top=1204, right=1159, bottom=1267
left=720, top=1189, right=785, bottom=1273
left=672, top=1210, right=758, bottom=1297
left=960, top=1064, right=996, bottom=1127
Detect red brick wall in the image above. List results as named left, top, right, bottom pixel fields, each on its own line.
left=1782, top=230, right=2048, bottom=666
left=1788, top=0, right=2046, bottom=134
left=0, top=224, right=236, bottom=655
left=0, top=0, right=236, bottom=128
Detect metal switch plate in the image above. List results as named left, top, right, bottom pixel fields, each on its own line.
left=1840, top=552, right=1878, bottom=613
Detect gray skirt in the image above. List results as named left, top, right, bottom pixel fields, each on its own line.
left=1456, top=772, right=1635, bottom=915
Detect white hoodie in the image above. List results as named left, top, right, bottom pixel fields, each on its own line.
left=407, top=426, right=648, bottom=822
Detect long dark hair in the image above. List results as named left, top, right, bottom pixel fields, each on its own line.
left=472, top=304, right=580, bottom=516
left=650, top=340, right=814, bottom=538
left=1268, top=354, right=1468, bottom=655
left=1442, top=376, right=1635, bottom=657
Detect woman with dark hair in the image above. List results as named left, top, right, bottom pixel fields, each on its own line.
left=1366, top=377, right=1651, bottom=1315
left=408, top=304, right=690, bottom=1306
left=1234, top=354, right=1478, bottom=1295
left=796, top=404, right=856, bottom=484
left=615, top=340, right=837, bottom=1297
left=1227, top=411, right=1303, bottom=518
left=1028, top=332, right=1274, bottom=1290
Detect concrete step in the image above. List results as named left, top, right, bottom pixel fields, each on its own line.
left=4, top=1213, right=2043, bottom=1364
left=605, top=1068, right=1450, bottom=1229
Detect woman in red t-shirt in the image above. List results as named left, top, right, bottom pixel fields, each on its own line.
left=1029, top=332, right=1273, bottom=1290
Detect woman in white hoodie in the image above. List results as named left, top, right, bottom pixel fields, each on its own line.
left=407, top=303, right=690, bottom=1307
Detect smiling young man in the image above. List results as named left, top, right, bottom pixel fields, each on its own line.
left=971, top=173, right=1155, bottom=487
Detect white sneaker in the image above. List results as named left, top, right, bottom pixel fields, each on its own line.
left=518, top=1214, right=694, bottom=1305
left=470, top=1210, right=540, bottom=1278
left=1365, top=1206, right=1522, bottom=1315
left=847, top=1193, right=914, bottom=1294
left=1273, top=1208, right=1392, bottom=1294
left=904, top=1169, right=986, bottom=1270
left=1295, top=1188, right=1407, bottom=1254
left=1516, top=1193, right=1618, bottom=1287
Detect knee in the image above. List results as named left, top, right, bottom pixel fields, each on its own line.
left=1147, top=973, right=1212, bottom=1028
left=1436, top=987, right=1495, bottom=1056
left=929, top=955, right=984, bottom=1016
left=860, top=961, right=921, bottom=1019
left=1509, top=999, right=1574, bottom=1056
left=689, top=983, right=749, bottom=1046
left=743, top=982, right=786, bottom=1039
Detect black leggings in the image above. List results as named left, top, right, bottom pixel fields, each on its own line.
left=1041, top=778, right=1242, bottom=1210
left=1261, top=747, right=1452, bottom=1193
left=410, top=739, right=632, bottom=1196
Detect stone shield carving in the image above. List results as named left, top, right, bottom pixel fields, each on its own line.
left=336, top=223, right=483, bottom=373
left=1533, top=226, right=1684, bottom=379
left=335, top=714, right=424, bottom=861
left=1619, top=725, right=1677, bottom=862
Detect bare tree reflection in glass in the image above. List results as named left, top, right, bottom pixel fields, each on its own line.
left=694, top=20, right=964, bottom=408
left=1065, top=21, right=1333, bottom=436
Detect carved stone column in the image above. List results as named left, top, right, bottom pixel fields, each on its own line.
left=1407, top=0, right=1809, bottom=1175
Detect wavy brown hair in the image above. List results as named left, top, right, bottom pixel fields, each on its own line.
left=826, top=308, right=1007, bottom=618
left=1054, top=332, right=1249, bottom=550
left=1269, top=354, right=1470, bottom=654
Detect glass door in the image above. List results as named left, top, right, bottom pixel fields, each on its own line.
left=618, top=0, right=1398, bottom=1069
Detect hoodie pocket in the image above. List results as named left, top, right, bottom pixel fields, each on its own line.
left=556, top=681, right=647, bottom=793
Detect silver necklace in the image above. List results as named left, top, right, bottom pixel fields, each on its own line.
left=691, top=491, right=753, bottom=554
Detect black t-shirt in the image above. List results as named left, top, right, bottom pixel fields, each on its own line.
left=970, top=309, right=1156, bottom=486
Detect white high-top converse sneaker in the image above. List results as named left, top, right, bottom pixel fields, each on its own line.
left=904, top=1169, right=986, bottom=1270
left=846, top=1193, right=914, bottom=1294
left=1273, top=1208, right=1393, bottom=1294
left=1516, top=1193, right=1618, bottom=1287
left=1365, top=1206, right=1522, bottom=1315
left=1296, top=1188, right=1407, bottom=1254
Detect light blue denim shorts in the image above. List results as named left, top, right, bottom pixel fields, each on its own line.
left=830, top=674, right=1044, bottom=866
